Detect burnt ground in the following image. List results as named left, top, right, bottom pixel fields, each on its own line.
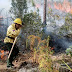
left=0, top=50, right=72, bottom=72
left=0, top=50, right=39, bottom=72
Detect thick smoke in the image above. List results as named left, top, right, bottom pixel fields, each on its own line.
left=43, top=25, right=72, bottom=53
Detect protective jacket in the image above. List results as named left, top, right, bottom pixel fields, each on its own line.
left=4, top=24, right=21, bottom=43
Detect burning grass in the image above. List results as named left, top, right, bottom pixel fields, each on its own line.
left=0, top=35, right=72, bottom=72
left=26, top=35, right=72, bottom=72
left=0, top=49, right=9, bottom=61
left=26, top=35, right=59, bottom=72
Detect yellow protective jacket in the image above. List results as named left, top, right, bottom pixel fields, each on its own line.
left=4, top=24, right=21, bottom=43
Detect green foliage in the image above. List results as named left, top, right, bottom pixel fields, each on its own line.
left=66, top=47, right=72, bottom=56
left=22, top=11, right=42, bottom=37
left=9, top=0, right=27, bottom=19
left=62, top=60, right=72, bottom=71
left=10, top=0, right=42, bottom=48
left=27, top=35, right=58, bottom=72
left=32, top=0, right=35, bottom=7
left=59, top=14, right=72, bottom=35
left=47, top=8, right=72, bottom=38
left=27, top=0, right=35, bottom=7
left=38, top=36, right=56, bottom=72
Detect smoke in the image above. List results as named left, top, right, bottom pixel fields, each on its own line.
left=0, top=24, right=7, bottom=39
left=41, top=0, right=72, bottom=52
left=0, top=10, right=12, bottom=39
left=42, top=26, right=72, bottom=53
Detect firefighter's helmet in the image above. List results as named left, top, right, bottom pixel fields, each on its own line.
left=14, top=18, right=22, bottom=25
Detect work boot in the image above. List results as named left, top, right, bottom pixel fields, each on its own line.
left=7, top=59, right=14, bottom=68
left=7, top=64, right=14, bottom=69
left=7, top=64, right=15, bottom=69
left=7, top=65, right=12, bottom=68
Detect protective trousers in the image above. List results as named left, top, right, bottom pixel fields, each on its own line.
left=5, top=43, right=19, bottom=67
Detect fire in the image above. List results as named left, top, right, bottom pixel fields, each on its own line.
left=0, top=50, right=9, bottom=60
left=51, top=47, right=54, bottom=50
left=0, top=50, right=4, bottom=59
left=53, top=0, right=72, bottom=14
left=30, top=0, right=72, bottom=14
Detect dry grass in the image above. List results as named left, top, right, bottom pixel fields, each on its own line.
left=27, top=35, right=59, bottom=72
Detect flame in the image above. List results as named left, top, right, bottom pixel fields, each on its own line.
left=53, top=0, right=72, bottom=14
left=1, top=50, right=4, bottom=59
left=51, top=47, right=54, bottom=50
left=0, top=50, right=9, bottom=60
left=35, top=0, right=72, bottom=14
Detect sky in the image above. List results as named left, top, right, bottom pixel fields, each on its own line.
left=0, top=0, right=11, bottom=11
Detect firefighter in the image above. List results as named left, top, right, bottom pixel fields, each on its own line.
left=4, top=18, right=22, bottom=68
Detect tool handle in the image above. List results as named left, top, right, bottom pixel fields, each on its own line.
left=8, top=37, right=17, bottom=59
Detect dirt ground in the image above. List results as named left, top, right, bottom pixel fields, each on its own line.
left=0, top=51, right=39, bottom=72
left=0, top=51, right=72, bottom=72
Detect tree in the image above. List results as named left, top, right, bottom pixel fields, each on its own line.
left=9, top=0, right=42, bottom=50
left=58, top=14, right=72, bottom=36
left=27, top=0, right=35, bottom=7
left=16, top=11, right=42, bottom=50
left=22, top=11, right=42, bottom=37
left=9, top=0, right=27, bottom=19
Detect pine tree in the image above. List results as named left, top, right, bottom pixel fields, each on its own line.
left=9, top=0, right=27, bottom=19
